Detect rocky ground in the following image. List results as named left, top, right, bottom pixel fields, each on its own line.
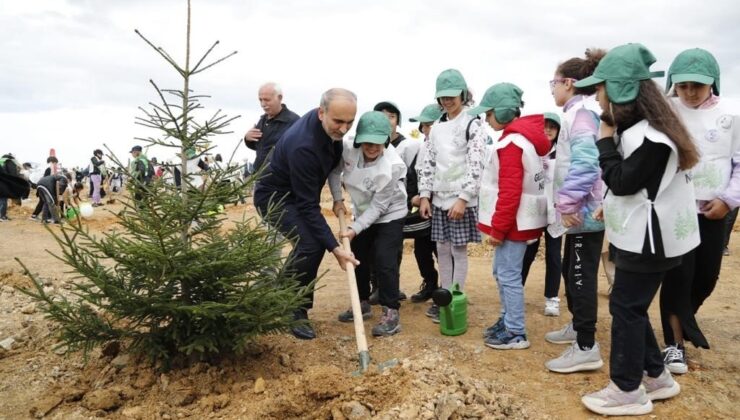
left=0, top=192, right=738, bottom=419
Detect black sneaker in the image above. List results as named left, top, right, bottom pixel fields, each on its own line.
left=399, top=291, right=407, bottom=301
left=425, top=303, right=440, bottom=323
left=337, top=301, right=372, bottom=323
left=410, top=281, right=436, bottom=303
left=291, top=309, right=316, bottom=340
left=663, top=344, right=687, bottom=374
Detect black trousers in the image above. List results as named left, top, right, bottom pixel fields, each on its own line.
left=522, top=230, right=563, bottom=298
left=660, top=214, right=724, bottom=348
left=413, top=233, right=438, bottom=287
left=562, top=231, right=604, bottom=347
left=353, top=218, right=404, bottom=310
left=255, top=195, right=327, bottom=311
left=610, top=267, right=665, bottom=391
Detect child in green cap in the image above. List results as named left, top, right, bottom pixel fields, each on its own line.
left=543, top=48, right=608, bottom=375
left=418, top=69, right=485, bottom=323
left=329, top=111, right=409, bottom=336
left=520, top=112, right=563, bottom=317
left=575, top=43, right=701, bottom=416
left=404, top=104, right=444, bottom=303
left=659, top=48, right=740, bottom=375
left=472, top=82, right=551, bottom=350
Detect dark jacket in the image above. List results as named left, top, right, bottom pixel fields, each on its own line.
left=255, top=108, right=343, bottom=252
left=90, top=155, right=105, bottom=175
left=246, top=104, right=300, bottom=173
left=597, top=132, right=681, bottom=273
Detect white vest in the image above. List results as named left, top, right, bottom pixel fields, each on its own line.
left=430, top=110, right=478, bottom=194
left=478, top=133, right=548, bottom=231
left=341, top=141, right=406, bottom=215
left=603, top=120, right=700, bottom=257
left=544, top=146, right=557, bottom=224
left=394, top=137, right=421, bottom=169
left=553, top=95, right=601, bottom=197
left=672, top=98, right=739, bottom=201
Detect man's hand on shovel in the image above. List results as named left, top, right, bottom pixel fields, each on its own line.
left=332, top=246, right=359, bottom=271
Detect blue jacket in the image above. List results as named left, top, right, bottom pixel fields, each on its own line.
left=255, top=108, right=342, bottom=251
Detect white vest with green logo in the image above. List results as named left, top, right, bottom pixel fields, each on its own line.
left=429, top=109, right=479, bottom=208
left=672, top=98, right=740, bottom=201
left=603, top=120, right=699, bottom=257
left=478, top=134, right=547, bottom=231
left=341, top=140, right=407, bottom=216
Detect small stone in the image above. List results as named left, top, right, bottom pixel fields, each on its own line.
left=279, top=353, right=290, bottom=367
left=339, top=335, right=352, bottom=342
left=331, top=406, right=347, bottom=420
left=21, top=303, right=37, bottom=314
left=134, top=371, right=156, bottom=389
left=111, top=354, right=130, bottom=369
left=162, top=414, right=172, bottom=420
left=82, top=389, right=122, bottom=411
left=43, top=286, right=54, bottom=295
left=342, top=401, right=371, bottom=420
left=170, top=388, right=196, bottom=407
left=160, top=373, right=170, bottom=391
left=29, top=395, right=63, bottom=418
left=0, top=337, right=15, bottom=350
left=50, top=366, right=62, bottom=378
left=253, top=377, right=266, bottom=393
left=53, top=344, right=68, bottom=356
left=121, top=406, right=144, bottom=419
left=62, top=388, right=86, bottom=402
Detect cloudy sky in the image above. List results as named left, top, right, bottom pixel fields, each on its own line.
left=2, top=0, right=739, bottom=168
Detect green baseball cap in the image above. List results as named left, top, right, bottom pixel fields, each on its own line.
left=574, top=43, right=665, bottom=104
left=354, top=111, right=392, bottom=144
left=543, top=112, right=561, bottom=126
left=467, top=83, right=524, bottom=124
left=666, top=48, right=720, bottom=95
left=435, top=69, right=468, bottom=98
left=409, top=104, right=443, bottom=123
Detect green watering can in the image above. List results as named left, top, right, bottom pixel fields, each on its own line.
left=432, top=283, right=468, bottom=336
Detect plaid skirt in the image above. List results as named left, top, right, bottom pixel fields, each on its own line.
left=431, top=205, right=482, bottom=246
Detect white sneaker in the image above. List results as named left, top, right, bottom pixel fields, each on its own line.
left=544, top=297, right=560, bottom=316
left=545, top=322, right=576, bottom=344
left=582, top=381, right=653, bottom=416
left=545, top=342, right=603, bottom=373
left=642, top=369, right=680, bottom=401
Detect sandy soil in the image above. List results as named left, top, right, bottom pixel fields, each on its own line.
left=0, top=190, right=738, bottom=419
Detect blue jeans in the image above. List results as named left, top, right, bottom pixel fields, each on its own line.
left=493, top=240, right=528, bottom=335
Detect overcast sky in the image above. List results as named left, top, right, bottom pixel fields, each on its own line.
left=2, top=0, right=739, bottom=167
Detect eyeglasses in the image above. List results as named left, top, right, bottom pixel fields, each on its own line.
left=549, top=78, right=577, bottom=89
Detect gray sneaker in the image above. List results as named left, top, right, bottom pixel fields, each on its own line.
left=371, top=306, right=400, bottom=337
left=582, top=381, right=653, bottom=416
left=642, top=369, right=680, bottom=401
left=545, top=322, right=577, bottom=344
left=545, top=342, right=604, bottom=373
left=425, top=303, right=440, bottom=323
left=337, top=300, right=372, bottom=323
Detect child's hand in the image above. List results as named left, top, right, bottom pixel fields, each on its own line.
left=420, top=198, right=432, bottom=219
left=487, top=236, right=502, bottom=247
left=447, top=199, right=467, bottom=220
left=561, top=212, right=582, bottom=228
left=593, top=206, right=604, bottom=221
left=701, top=198, right=730, bottom=220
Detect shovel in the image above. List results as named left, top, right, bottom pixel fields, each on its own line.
left=337, top=208, right=372, bottom=373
